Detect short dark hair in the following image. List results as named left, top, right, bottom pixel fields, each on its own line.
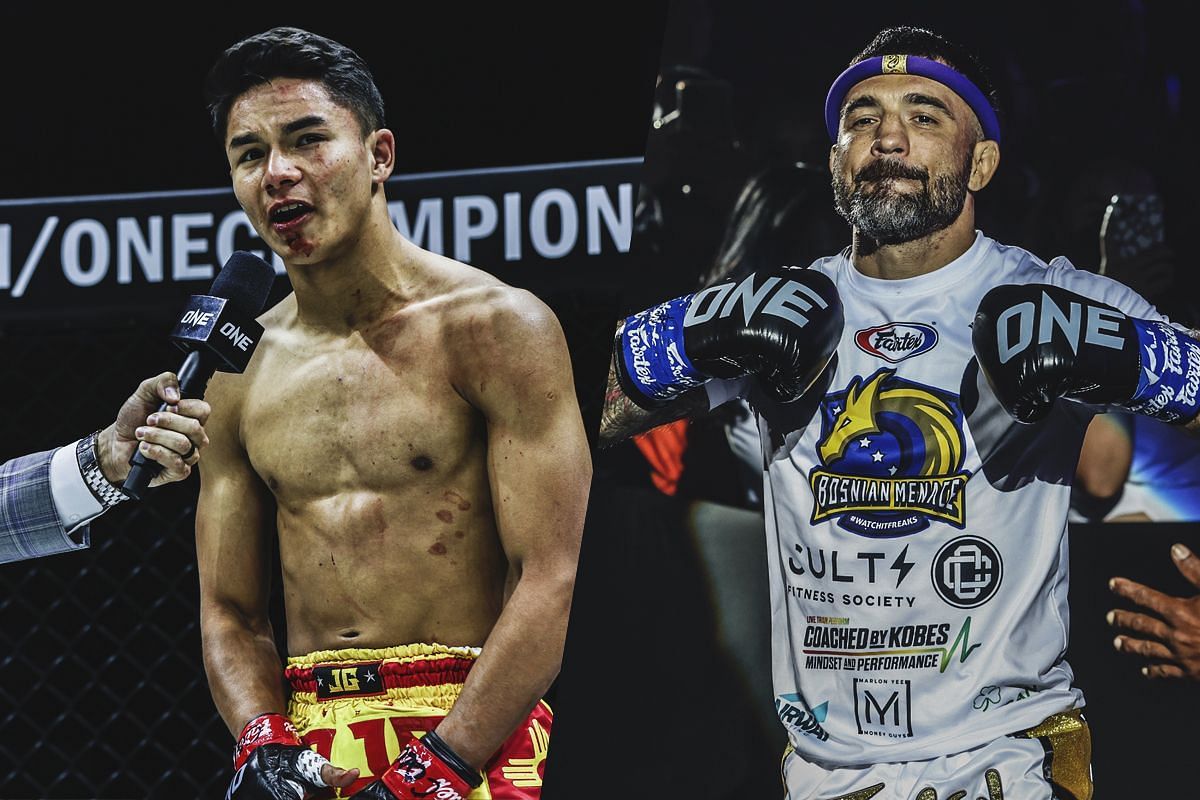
left=851, top=26, right=1000, bottom=127
left=204, top=26, right=386, bottom=142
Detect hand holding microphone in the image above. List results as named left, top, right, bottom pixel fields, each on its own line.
left=122, top=251, right=276, bottom=499
left=95, top=372, right=212, bottom=490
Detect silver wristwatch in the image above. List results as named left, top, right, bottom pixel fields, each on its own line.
left=76, top=430, right=130, bottom=509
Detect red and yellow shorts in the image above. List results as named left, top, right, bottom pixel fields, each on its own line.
left=285, top=643, right=551, bottom=799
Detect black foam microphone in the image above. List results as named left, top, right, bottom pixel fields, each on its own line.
left=122, top=251, right=276, bottom=499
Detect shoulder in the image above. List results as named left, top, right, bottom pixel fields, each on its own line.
left=401, top=245, right=570, bottom=382
left=437, top=282, right=572, bottom=407
left=807, top=250, right=850, bottom=279
left=971, top=235, right=1049, bottom=281
left=979, top=238, right=1164, bottom=319
left=1042, top=256, right=1164, bottom=320
left=445, top=283, right=565, bottom=361
left=400, top=244, right=557, bottom=340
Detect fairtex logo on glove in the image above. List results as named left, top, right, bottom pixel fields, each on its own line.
left=855, top=322, right=938, bottom=363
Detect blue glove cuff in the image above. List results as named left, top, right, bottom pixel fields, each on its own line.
left=619, top=294, right=706, bottom=402
left=1126, top=319, right=1200, bottom=423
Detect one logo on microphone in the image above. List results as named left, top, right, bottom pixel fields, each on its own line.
left=180, top=309, right=216, bottom=328
left=809, top=369, right=970, bottom=537
left=220, top=322, right=256, bottom=352
left=855, top=322, right=938, bottom=363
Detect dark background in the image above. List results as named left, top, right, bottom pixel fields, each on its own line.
left=0, top=8, right=666, bottom=799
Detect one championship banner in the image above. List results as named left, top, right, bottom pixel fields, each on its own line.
left=0, top=158, right=641, bottom=320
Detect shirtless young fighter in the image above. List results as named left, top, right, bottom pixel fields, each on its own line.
left=196, top=28, right=591, bottom=800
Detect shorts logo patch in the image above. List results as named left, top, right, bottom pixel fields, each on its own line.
left=500, top=718, right=549, bottom=787
left=932, top=536, right=1003, bottom=608
left=855, top=322, right=938, bottom=363
left=314, top=661, right=385, bottom=700
left=853, top=678, right=912, bottom=739
left=809, top=369, right=970, bottom=537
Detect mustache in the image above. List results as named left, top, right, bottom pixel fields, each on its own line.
left=854, top=159, right=929, bottom=184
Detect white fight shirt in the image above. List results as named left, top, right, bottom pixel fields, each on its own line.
left=711, top=232, right=1166, bottom=765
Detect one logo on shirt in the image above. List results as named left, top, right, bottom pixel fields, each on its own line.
left=932, top=536, right=1003, bottom=608
left=855, top=322, right=938, bottom=363
left=809, top=369, right=971, bottom=537
left=853, top=678, right=913, bottom=739
left=775, top=694, right=831, bottom=741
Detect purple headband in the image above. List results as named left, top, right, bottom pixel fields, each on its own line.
left=824, top=54, right=1001, bottom=143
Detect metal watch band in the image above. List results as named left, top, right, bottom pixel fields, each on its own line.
left=76, top=430, right=129, bottom=509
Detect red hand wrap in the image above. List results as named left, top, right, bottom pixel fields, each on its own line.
left=232, top=712, right=303, bottom=770
left=380, top=736, right=474, bottom=800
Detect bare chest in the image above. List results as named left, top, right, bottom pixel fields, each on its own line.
left=241, top=334, right=483, bottom=500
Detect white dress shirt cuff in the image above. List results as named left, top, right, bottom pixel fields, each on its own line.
left=50, top=441, right=105, bottom=533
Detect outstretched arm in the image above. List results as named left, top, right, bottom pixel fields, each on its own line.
left=972, top=283, right=1200, bottom=434
left=600, top=268, right=844, bottom=448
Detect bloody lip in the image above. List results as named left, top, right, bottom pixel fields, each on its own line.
left=270, top=209, right=314, bottom=236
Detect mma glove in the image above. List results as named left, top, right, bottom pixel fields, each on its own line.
left=351, top=730, right=482, bottom=800
left=972, top=283, right=1200, bottom=424
left=225, top=713, right=332, bottom=800
left=614, top=266, right=844, bottom=408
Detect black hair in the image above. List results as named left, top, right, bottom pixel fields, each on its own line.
left=204, top=26, right=386, bottom=142
left=851, top=26, right=1000, bottom=125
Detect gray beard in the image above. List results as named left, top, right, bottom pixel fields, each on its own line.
left=832, top=154, right=973, bottom=245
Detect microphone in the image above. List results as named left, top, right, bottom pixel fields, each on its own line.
left=122, top=251, right=276, bottom=499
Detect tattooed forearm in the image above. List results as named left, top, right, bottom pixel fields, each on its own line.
left=598, top=347, right=709, bottom=448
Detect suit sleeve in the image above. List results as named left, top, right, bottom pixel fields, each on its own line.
left=0, top=448, right=90, bottom=564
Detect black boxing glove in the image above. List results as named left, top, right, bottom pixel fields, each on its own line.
left=614, top=267, right=844, bottom=409
left=972, top=283, right=1200, bottom=424
left=225, top=713, right=332, bottom=800
left=351, top=730, right=482, bottom=800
